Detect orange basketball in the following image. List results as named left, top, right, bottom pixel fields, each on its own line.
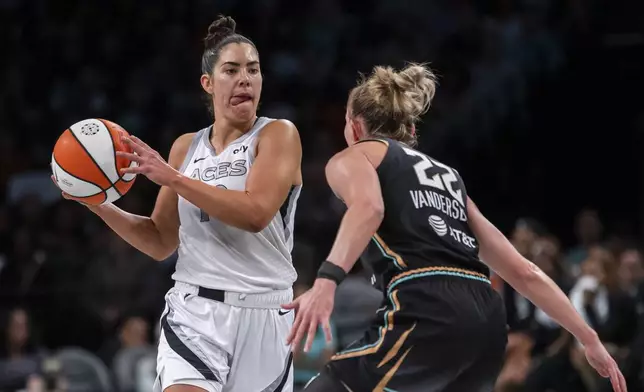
left=51, top=118, right=137, bottom=205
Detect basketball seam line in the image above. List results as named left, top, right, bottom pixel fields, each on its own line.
left=97, top=118, right=124, bottom=196
left=68, top=125, right=122, bottom=197
left=52, top=156, right=106, bottom=201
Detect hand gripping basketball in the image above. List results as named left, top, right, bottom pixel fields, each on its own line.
left=50, top=174, right=93, bottom=206
left=51, top=118, right=137, bottom=205
left=116, top=136, right=179, bottom=187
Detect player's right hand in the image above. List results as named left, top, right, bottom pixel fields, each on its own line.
left=584, top=338, right=627, bottom=392
left=282, top=278, right=335, bottom=353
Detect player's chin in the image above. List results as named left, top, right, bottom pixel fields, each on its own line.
left=229, top=102, right=257, bottom=121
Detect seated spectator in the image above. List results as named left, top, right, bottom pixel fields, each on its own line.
left=569, top=246, right=637, bottom=391
left=616, top=247, right=644, bottom=390
left=0, top=307, right=46, bottom=391
left=564, top=209, right=604, bottom=277
left=495, top=219, right=544, bottom=392
left=523, top=236, right=579, bottom=392
left=617, top=246, right=644, bottom=297
left=97, top=311, right=151, bottom=369
left=530, top=235, right=573, bottom=357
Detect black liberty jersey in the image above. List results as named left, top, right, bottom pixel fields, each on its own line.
left=360, top=138, right=490, bottom=292
left=321, top=139, right=502, bottom=392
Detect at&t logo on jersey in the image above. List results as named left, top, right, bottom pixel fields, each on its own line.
left=428, top=215, right=448, bottom=236
left=428, top=214, right=477, bottom=249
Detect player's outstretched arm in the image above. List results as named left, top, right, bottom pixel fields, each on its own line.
left=84, top=133, right=191, bottom=261
left=170, top=119, right=302, bottom=232
left=283, top=143, right=385, bottom=352
left=467, top=197, right=627, bottom=392
left=323, top=145, right=385, bottom=273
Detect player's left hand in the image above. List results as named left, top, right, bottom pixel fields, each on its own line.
left=117, top=135, right=179, bottom=187
left=584, top=338, right=628, bottom=392
left=282, top=278, right=336, bottom=353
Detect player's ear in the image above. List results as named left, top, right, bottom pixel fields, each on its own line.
left=200, top=74, right=214, bottom=94
left=351, top=118, right=363, bottom=143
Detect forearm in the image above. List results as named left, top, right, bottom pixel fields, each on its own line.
left=89, top=204, right=173, bottom=260
left=471, top=202, right=599, bottom=347
left=505, top=263, right=598, bottom=346
left=171, top=175, right=264, bottom=232
left=325, top=203, right=384, bottom=273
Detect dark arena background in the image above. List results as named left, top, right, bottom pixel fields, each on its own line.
left=1, top=1, right=644, bottom=391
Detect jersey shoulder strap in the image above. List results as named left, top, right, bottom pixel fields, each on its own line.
left=178, top=127, right=210, bottom=173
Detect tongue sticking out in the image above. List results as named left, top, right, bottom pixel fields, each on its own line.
left=231, top=96, right=251, bottom=106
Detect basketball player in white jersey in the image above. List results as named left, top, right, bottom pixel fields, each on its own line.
left=55, top=15, right=301, bottom=392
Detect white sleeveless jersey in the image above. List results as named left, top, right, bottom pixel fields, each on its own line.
left=174, top=117, right=300, bottom=292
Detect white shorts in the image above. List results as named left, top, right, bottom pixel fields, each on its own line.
left=153, top=281, right=295, bottom=392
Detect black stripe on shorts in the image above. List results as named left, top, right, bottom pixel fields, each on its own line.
left=161, top=313, right=219, bottom=382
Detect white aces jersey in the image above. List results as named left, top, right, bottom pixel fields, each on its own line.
left=173, top=117, right=301, bottom=293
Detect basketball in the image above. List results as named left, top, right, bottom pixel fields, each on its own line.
left=51, top=118, right=137, bottom=205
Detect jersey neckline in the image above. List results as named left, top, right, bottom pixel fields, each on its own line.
left=202, top=117, right=262, bottom=156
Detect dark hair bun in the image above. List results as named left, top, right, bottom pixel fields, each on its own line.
left=204, top=15, right=237, bottom=48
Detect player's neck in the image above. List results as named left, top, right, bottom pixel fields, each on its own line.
left=212, top=116, right=258, bottom=148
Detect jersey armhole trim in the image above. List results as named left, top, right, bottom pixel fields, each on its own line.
left=249, top=117, right=276, bottom=165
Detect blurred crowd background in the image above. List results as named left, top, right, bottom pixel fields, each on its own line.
left=1, top=0, right=644, bottom=391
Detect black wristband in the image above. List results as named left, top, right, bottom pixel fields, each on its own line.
left=316, top=261, right=347, bottom=285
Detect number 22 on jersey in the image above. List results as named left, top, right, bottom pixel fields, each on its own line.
left=402, top=147, right=465, bottom=207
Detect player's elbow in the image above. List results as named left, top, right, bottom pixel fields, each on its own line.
left=357, top=199, right=385, bottom=224
left=150, top=252, right=169, bottom=262
left=149, top=246, right=177, bottom=262
left=513, top=260, right=542, bottom=286
left=149, top=250, right=171, bottom=262
left=246, top=210, right=274, bottom=233
left=371, top=202, right=385, bottom=222
left=142, top=220, right=179, bottom=261
left=523, top=261, right=543, bottom=281
left=246, top=217, right=269, bottom=233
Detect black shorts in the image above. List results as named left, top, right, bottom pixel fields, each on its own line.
left=316, top=275, right=507, bottom=392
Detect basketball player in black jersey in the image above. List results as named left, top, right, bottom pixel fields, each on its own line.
left=283, top=63, right=626, bottom=392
